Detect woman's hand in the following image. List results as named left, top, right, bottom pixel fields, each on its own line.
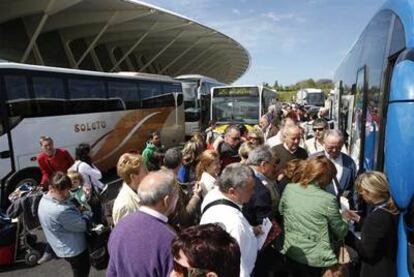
left=341, top=209, right=360, bottom=222
left=192, top=182, right=203, bottom=197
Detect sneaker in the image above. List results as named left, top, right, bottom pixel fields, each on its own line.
left=37, top=252, right=53, bottom=264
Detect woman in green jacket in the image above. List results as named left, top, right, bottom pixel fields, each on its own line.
left=279, top=156, right=351, bottom=276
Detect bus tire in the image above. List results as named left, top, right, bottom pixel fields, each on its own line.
left=6, top=168, right=42, bottom=196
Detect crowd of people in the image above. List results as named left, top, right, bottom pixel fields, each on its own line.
left=30, top=103, right=400, bottom=277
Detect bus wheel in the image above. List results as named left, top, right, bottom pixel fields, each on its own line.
left=6, top=168, right=42, bottom=198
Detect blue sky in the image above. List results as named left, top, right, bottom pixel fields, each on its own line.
left=143, top=0, right=385, bottom=86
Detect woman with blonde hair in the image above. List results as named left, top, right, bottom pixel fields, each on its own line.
left=247, top=127, right=264, bottom=146
left=196, top=150, right=220, bottom=197
left=177, top=140, right=204, bottom=184
left=238, top=141, right=256, bottom=164
left=112, top=153, right=147, bottom=225
left=352, top=171, right=398, bottom=277
left=279, top=156, right=351, bottom=276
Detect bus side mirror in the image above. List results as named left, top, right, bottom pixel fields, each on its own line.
left=351, top=84, right=357, bottom=94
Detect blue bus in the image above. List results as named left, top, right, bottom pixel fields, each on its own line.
left=333, top=1, right=414, bottom=275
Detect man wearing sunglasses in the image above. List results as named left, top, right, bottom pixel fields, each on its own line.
left=217, top=125, right=242, bottom=169
left=170, top=224, right=241, bottom=277
left=304, top=118, right=329, bottom=155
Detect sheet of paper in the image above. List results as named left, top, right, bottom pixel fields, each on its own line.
left=340, top=196, right=350, bottom=211
left=256, top=217, right=272, bottom=250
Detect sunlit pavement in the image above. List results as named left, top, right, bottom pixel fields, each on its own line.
left=0, top=175, right=122, bottom=277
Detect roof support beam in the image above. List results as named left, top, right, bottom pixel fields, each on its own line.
left=21, top=0, right=55, bottom=63
left=191, top=51, right=223, bottom=73
left=74, top=9, right=157, bottom=68
left=125, top=55, right=135, bottom=71
left=174, top=46, right=214, bottom=75
left=32, top=43, right=45, bottom=65
left=108, top=46, right=120, bottom=71
left=89, top=47, right=103, bottom=71
left=63, top=39, right=77, bottom=68
left=109, top=21, right=158, bottom=72
left=159, top=39, right=201, bottom=74
left=74, top=11, right=119, bottom=67
left=203, top=58, right=230, bottom=77
left=139, top=32, right=183, bottom=72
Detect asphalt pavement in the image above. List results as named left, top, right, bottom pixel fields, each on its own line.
left=0, top=175, right=122, bottom=277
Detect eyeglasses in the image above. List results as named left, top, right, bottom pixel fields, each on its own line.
left=248, top=136, right=259, bottom=141
left=230, top=136, right=240, bottom=141
left=173, top=260, right=210, bottom=277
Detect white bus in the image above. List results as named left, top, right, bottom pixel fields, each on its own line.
left=0, top=63, right=184, bottom=205
left=210, top=85, right=278, bottom=133
left=175, top=74, right=225, bottom=137
left=296, top=88, right=325, bottom=107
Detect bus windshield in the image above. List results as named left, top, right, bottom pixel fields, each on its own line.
left=213, top=96, right=259, bottom=124
left=182, top=81, right=198, bottom=102
left=306, top=93, right=325, bottom=106
left=181, top=81, right=200, bottom=122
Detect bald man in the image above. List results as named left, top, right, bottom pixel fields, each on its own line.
left=108, top=171, right=178, bottom=277
left=271, top=125, right=308, bottom=172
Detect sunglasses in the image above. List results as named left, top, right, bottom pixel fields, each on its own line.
left=313, top=128, right=325, bottom=132
left=173, top=260, right=210, bottom=277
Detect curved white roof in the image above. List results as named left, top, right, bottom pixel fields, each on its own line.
left=0, top=0, right=250, bottom=84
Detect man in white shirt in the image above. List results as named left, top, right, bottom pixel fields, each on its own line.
left=305, top=118, right=329, bottom=155
left=312, top=129, right=356, bottom=201
left=200, top=163, right=257, bottom=277
left=266, top=117, right=296, bottom=148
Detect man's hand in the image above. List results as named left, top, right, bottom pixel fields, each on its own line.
left=253, top=225, right=263, bottom=236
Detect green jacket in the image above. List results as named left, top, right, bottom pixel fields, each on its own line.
left=279, top=183, right=348, bottom=267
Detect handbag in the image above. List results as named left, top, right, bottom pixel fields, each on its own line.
left=323, top=177, right=356, bottom=277
left=86, top=225, right=110, bottom=270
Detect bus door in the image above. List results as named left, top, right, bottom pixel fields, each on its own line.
left=0, top=76, right=15, bottom=207
left=199, top=81, right=212, bottom=131
left=349, top=66, right=368, bottom=173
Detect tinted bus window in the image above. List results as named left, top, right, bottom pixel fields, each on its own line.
left=163, top=82, right=181, bottom=94
left=69, top=79, right=106, bottom=99
left=68, top=78, right=106, bottom=113
left=142, top=93, right=175, bottom=108
left=108, top=81, right=139, bottom=109
left=4, top=75, right=29, bottom=100
left=359, top=10, right=393, bottom=170
left=140, top=81, right=161, bottom=100
left=32, top=76, right=66, bottom=116
left=4, top=75, right=32, bottom=119
left=389, top=15, right=405, bottom=56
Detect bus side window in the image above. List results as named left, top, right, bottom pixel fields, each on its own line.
left=108, top=81, right=140, bottom=110
left=4, top=75, right=33, bottom=120
left=68, top=79, right=106, bottom=114
left=139, top=81, right=162, bottom=100
left=32, top=76, right=66, bottom=116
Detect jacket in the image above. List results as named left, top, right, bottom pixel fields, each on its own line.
left=279, top=183, right=348, bottom=267
left=142, top=142, right=163, bottom=171
left=356, top=207, right=398, bottom=277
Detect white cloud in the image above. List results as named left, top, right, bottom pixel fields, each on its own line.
left=262, top=12, right=306, bottom=23
left=232, top=9, right=241, bottom=15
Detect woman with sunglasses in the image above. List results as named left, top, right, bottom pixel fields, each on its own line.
left=170, top=224, right=241, bottom=277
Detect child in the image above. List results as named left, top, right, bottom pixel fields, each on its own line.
left=67, top=170, right=91, bottom=212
